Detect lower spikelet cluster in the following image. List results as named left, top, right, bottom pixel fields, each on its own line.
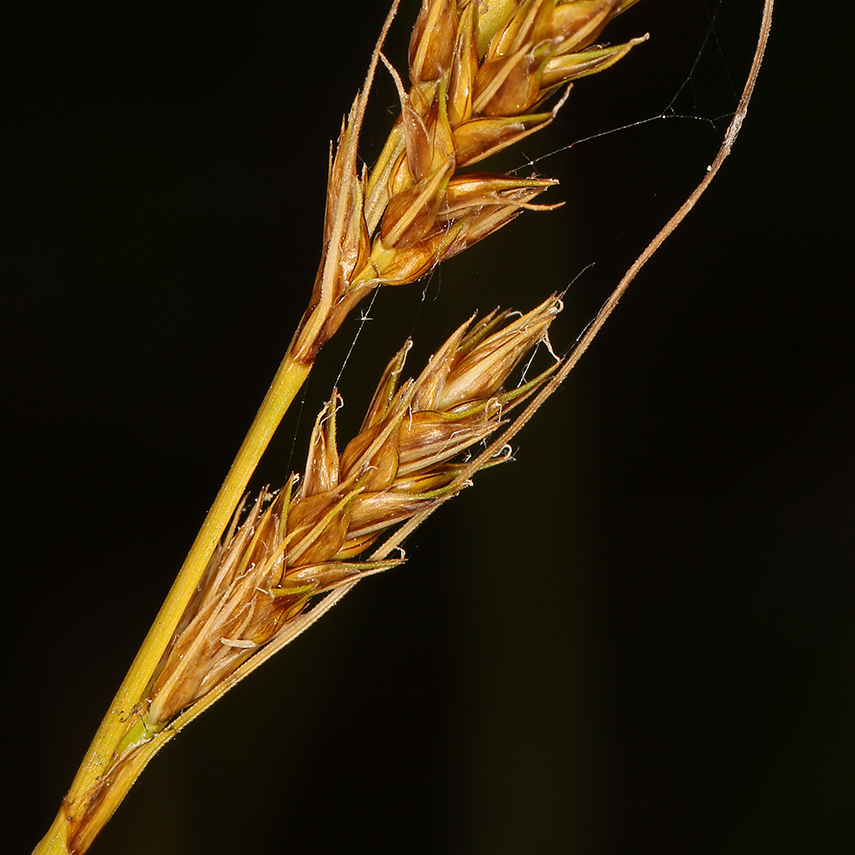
left=145, top=296, right=561, bottom=726
left=293, top=0, right=645, bottom=358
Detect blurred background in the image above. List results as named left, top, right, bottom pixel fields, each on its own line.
left=5, top=1, right=854, bottom=853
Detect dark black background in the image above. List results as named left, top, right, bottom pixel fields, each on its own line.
left=6, top=1, right=853, bottom=853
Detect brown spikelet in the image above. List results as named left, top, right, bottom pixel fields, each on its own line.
left=144, top=296, right=562, bottom=728
left=291, top=0, right=646, bottom=360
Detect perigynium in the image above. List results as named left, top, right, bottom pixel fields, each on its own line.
left=32, top=1, right=773, bottom=852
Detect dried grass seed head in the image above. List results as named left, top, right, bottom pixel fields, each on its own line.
left=294, top=0, right=645, bottom=359
left=145, top=296, right=561, bottom=726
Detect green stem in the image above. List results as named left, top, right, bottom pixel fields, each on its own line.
left=33, top=350, right=312, bottom=855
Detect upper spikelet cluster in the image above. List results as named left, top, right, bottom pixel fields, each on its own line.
left=292, top=0, right=645, bottom=359
left=145, top=296, right=561, bottom=726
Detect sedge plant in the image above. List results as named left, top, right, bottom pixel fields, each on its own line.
left=32, top=1, right=774, bottom=852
